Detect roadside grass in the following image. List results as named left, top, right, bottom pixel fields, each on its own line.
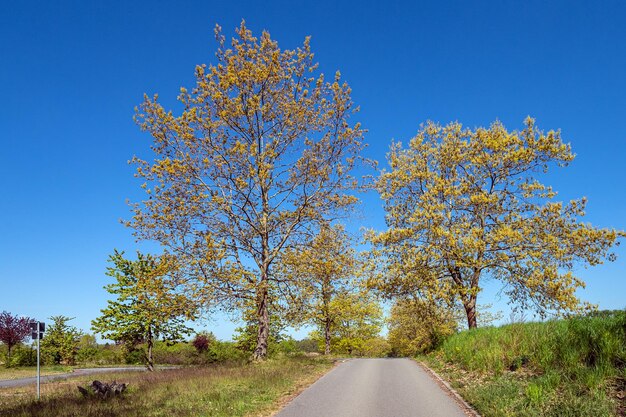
left=0, top=356, right=334, bottom=417
left=422, top=311, right=626, bottom=417
left=0, top=366, right=73, bottom=381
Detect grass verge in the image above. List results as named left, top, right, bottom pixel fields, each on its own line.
left=0, top=366, right=73, bottom=381
left=422, top=311, right=626, bottom=416
left=0, top=356, right=333, bottom=417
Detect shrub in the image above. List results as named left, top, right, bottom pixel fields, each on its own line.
left=9, top=344, right=37, bottom=367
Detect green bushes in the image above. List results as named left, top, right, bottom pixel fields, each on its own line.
left=7, top=345, right=36, bottom=367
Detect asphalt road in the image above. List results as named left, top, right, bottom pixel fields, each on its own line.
left=0, top=367, right=150, bottom=389
left=276, top=358, right=468, bottom=417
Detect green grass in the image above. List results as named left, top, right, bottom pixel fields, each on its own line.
left=0, top=366, right=73, bottom=381
left=0, top=356, right=334, bottom=417
left=423, top=311, right=626, bottom=416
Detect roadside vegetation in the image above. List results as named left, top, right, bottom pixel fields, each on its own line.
left=0, top=356, right=333, bottom=417
left=422, top=310, right=626, bottom=417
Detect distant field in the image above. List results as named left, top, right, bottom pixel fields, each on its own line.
left=0, top=356, right=334, bottom=417
left=423, top=311, right=626, bottom=417
left=0, top=366, right=72, bottom=381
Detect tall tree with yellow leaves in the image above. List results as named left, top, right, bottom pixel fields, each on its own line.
left=369, top=118, right=623, bottom=329
left=130, top=22, right=366, bottom=360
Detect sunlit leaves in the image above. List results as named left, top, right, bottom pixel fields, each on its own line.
left=129, top=22, right=367, bottom=359
left=369, top=119, right=623, bottom=327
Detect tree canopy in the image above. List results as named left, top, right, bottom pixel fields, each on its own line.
left=130, top=22, right=367, bottom=359
left=41, top=316, right=83, bottom=365
left=368, top=118, right=623, bottom=328
left=91, top=251, right=196, bottom=370
left=0, top=311, right=33, bottom=365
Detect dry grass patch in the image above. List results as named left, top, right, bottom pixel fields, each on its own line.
left=0, top=366, right=72, bottom=381
left=0, top=356, right=333, bottom=417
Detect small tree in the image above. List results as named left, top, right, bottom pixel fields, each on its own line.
left=192, top=332, right=216, bottom=353
left=92, top=250, right=196, bottom=371
left=315, top=291, right=383, bottom=356
left=41, top=316, right=82, bottom=365
left=0, top=311, right=32, bottom=366
left=369, top=119, right=624, bottom=328
left=278, top=224, right=355, bottom=355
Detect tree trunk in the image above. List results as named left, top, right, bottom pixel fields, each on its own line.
left=463, top=295, right=478, bottom=329
left=324, top=319, right=331, bottom=355
left=253, top=279, right=269, bottom=361
left=146, top=328, right=154, bottom=371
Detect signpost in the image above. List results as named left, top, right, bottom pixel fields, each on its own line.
left=29, top=322, right=45, bottom=400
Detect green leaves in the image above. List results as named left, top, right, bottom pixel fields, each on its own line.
left=91, top=251, right=196, bottom=358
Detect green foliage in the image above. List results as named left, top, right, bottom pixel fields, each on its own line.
left=233, top=306, right=289, bottom=357
left=322, top=291, right=383, bottom=356
left=152, top=341, right=197, bottom=365
left=295, top=338, right=319, bottom=353
left=207, top=340, right=247, bottom=363
left=438, top=310, right=626, bottom=375
left=40, top=316, right=82, bottom=365
left=75, top=334, right=99, bottom=363
left=8, top=344, right=36, bottom=367
left=426, top=310, right=626, bottom=416
left=92, top=250, right=196, bottom=369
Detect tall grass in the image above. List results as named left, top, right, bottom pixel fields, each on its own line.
left=425, top=311, right=626, bottom=416
left=0, top=356, right=333, bottom=417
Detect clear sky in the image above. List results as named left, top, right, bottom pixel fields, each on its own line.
left=1, top=0, right=625, bottom=340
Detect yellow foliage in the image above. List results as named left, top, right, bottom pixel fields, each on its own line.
left=368, top=119, right=624, bottom=328
left=129, top=22, right=368, bottom=359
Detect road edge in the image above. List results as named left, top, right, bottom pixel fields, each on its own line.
left=416, top=361, right=481, bottom=417
left=267, top=358, right=343, bottom=417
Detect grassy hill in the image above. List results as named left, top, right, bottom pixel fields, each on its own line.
left=423, top=310, right=626, bottom=416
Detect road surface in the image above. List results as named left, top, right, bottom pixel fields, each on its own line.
left=0, top=367, right=151, bottom=389
left=276, top=358, right=468, bottom=417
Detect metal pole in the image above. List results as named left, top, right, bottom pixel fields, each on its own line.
left=36, top=322, right=40, bottom=400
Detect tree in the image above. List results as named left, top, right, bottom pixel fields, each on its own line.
left=311, top=291, right=383, bottom=356
left=130, top=22, right=367, bottom=360
left=387, top=298, right=457, bottom=356
left=192, top=332, right=216, bottom=353
left=233, top=304, right=287, bottom=356
left=41, top=316, right=82, bottom=365
left=369, top=118, right=624, bottom=328
left=91, top=251, right=196, bottom=370
left=278, top=224, right=355, bottom=354
left=0, top=311, right=32, bottom=366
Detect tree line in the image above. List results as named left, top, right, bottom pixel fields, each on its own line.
left=117, top=21, right=623, bottom=361
left=6, top=21, right=623, bottom=364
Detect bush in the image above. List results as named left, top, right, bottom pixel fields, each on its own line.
left=9, top=344, right=37, bottom=367
left=295, top=338, right=319, bottom=353
left=274, top=337, right=301, bottom=356
left=153, top=341, right=197, bottom=365
left=207, top=340, right=247, bottom=363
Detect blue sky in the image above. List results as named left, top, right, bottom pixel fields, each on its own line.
left=1, top=0, right=624, bottom=340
